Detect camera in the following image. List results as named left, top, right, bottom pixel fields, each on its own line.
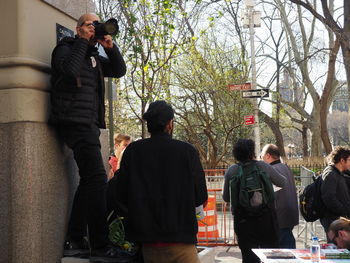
left=93, top=18, right=119, bottom=39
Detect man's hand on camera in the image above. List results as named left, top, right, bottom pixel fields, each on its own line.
left=97, top=35, right=113, bottom=49
left=77, top=21, right=95, bottom=42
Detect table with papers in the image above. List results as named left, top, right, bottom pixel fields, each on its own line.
left=252, top=248, right=350, bottom=263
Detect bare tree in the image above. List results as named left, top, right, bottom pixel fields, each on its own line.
left=263, top=0, right=340, bottom=156
left=288, top=0, right=350, bottom=144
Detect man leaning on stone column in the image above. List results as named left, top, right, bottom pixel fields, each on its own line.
left=49, top=12, right=127, bottom=262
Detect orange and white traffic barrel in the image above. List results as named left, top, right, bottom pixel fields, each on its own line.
left=197, top=195, right=219, bottom=243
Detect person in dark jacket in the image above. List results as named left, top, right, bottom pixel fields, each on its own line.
left=261, top=144, right=299, bottom=248
left=49, top=13, right=126, bottom=261
left=111, top=101, right=208, bottom=263
left=222, top=139, right=286, bottom=263
left=320, top=146, right=350, bottom=236
left=342, top=169, right=350, bottom=191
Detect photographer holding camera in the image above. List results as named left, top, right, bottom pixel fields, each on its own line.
left=49, top=13, right=127, bottom=262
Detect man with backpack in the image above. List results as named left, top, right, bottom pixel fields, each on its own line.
left=320, top=146, right=350, bottom=235
left=222, top=139, right=286, bottom=263
left=261, top=144, right=299, bottom=248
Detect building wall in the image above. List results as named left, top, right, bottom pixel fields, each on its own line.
left=0, top=1, right=111, bottom=262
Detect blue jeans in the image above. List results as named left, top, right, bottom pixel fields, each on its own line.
left=279, top=227, right=296, bottom=248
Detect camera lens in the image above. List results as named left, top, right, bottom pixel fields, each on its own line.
left=105, top=18, right=119, bottom=35
left=93, top=18, right=119, bottom=39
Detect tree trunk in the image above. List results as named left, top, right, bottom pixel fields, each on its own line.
left=340, top=0, right=350, bottom=144
left=309, top=121, right=322, bottom=157
left=141, top=100, right=147, bottom=138
left=340, top=41, right=350, bottom=144
left=320, top=108, right=332, bottom=153
left=320, top=38, right=340, bottom=154
left=260, top=111, right=286, bottom=157
left=302, top=125, right=308, bottom=157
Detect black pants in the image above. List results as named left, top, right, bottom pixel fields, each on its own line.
left=58, top=124, right=109, bottom=249
left=234, top=209, right=279, bottom=263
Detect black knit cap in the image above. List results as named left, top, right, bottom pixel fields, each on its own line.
left=142, top=100, right=174, bottom=134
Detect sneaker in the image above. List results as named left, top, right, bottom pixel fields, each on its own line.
left=90, top=245, right=137, bottom=263
left=63, top=238, right=90, bottom=258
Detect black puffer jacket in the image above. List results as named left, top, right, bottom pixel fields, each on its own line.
left=49, top=36, right=126, bottom=128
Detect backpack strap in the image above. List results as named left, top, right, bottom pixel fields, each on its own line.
left=230, top=164, right=243, bottom=212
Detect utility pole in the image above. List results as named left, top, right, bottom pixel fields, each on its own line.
left=107, top=78, right=114, bottom=154
left=243, top=0, right=261, bottom=157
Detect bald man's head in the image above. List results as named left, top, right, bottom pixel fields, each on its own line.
left=77, top=13, right=100, bottom=27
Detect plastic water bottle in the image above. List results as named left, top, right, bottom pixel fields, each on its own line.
left=310, top=236, right=321, bottom=262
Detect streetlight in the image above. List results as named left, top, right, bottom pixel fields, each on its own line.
left=287, top=143, right=295, bottom=159
left=242, top=0, right=262, bottom=157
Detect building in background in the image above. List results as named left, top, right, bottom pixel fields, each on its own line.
left=279, top=68, right=303, bottom=104
left=331, top=82, right=348, bottom=112
left=329, top=81, right=349, bottom=146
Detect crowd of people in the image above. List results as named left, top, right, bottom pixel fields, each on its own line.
left=49, top=11, right=350, bottom=263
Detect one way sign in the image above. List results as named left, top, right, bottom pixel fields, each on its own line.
left=242, top=89, right=269, bottom=98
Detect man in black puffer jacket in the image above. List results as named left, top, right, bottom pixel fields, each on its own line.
left=320, top=146, right=350, bottom=238
left=50, top=13, right=126, bottom=262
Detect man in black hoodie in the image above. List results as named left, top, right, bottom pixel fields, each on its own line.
left=113, top=101, right=208, bottom=263
left=50, top=13, right=126, bottom=262
left=320, top=146, right=350, bottom=236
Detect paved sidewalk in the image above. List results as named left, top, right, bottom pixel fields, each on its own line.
left=61, top=247, right=242, bottom=263
left=206, top=246, right=242, bottom=263
left=62, top=220, right=327, bottom=263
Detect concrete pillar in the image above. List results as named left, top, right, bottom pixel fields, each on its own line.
left=0, top=1, right=109, bottom=262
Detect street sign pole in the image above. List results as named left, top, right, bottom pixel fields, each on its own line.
left=248, top=2, right=261, bottom=157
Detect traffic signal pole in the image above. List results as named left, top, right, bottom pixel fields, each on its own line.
left=247, top=3, right=261, bottom=157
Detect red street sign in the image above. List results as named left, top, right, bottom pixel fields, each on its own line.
left=228, top=82, right=251, bottom=91
left=244, top=115, right=255, bottom=125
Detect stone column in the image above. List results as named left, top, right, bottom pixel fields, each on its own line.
left=0, top=1, right=110, bottom=263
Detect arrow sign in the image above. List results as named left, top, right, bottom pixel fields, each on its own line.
left=241, top=89, right=269, bottom=98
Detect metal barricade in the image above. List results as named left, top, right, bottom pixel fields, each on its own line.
left=300, top=166, right=314, bottom=187
left=200, top=166, right=327, bottom=248
left=197, top=189, right=237, bottom=246
left=197, top=170, right=237, bottom=246
left=295, top=166, right=326, bottom=247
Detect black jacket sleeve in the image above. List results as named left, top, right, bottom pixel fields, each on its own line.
left=100, top=44, right=126, bottom=78
left=192, top=148, right=208, bottom=207
left=113, top=146, right=130, bottom=210
left=52, top=38, right=90, bottom=79
left=321, top=171, right=350, bottom=216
